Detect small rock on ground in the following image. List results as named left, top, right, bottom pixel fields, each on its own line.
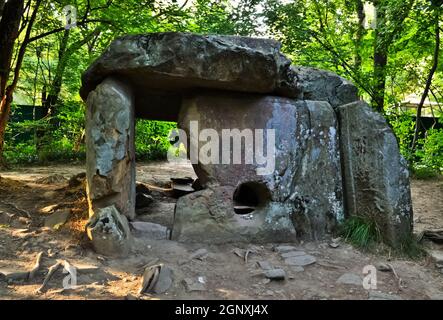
left=284, top=255, right=316, bottom=267
left=44, top=209, right=71, bottom=229
left=281, top=251, right=307, bottom=258
left=183, top=278, right=206, bottom=292
left=264, top=269, right=286, bottom=280
left=336, top=273, right=362, bottom=286
left=274, top=245, right=297, bottom=253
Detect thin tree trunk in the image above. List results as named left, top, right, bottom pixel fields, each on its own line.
left=0, top=0, right=42, bottom=164
left=372, top=0, right=388, bottom=113
left=0, top=0, right=24, bottom=166
left=411, top=8, right=440, bottom=151
left=354, top=0, right=365, bottom=71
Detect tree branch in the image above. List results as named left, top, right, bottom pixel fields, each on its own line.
left=27, top=19, right=113, bottom=43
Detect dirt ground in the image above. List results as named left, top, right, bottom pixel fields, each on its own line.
left=0, top=162, right=442, bottom=300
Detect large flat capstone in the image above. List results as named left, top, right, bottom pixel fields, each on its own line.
left=80, top=32, right=297, bottom=121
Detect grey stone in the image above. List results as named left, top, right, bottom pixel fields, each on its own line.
left=290, top=266, right=305, bottom=272
left=172, top=188, right=297, bottom=243
left=80, top=33, right=297, bottom=121
left=264, top=268, right=286, bottom=280
left=328, top=242, right=340, bottom=248
left=292, top=66, right=359, bottom=109
left=183, top=277, right=206, bottom=292
left=429, top=250, right=443, bottom=264
left=153, top=266, right=173, bottom=294
left=281, top=251, right=307, bottom=258
left=257, top=260, right=273, bottom=270
left=85, top=78, right=136, bottom=220
left=274, top=245, right=297, bottom=253
left=368, top=291, right=403, bottom=300
left=337, top=101, right=413, bottom=247
left=284, top=254, right=316, bottom=266
left=86, top=205, right=133, bottom=257
left=375, top=263, right=392, bottom=272
left=44, top=209, right=71, bottom=229
left=174, top=94, right=343, bottom=242
left=130, top=221, right=169, bottom=240
left=336, top=273, right=362, bottom=286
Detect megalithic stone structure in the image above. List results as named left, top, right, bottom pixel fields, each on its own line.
left=80, top=32, right=413, bottom=255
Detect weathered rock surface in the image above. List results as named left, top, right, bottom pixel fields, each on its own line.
left=264, top=268, right=286, bottom=280
left=293, top=66, right=359, bottom=109
left=44, top=209, right=71, bottom=229
left=337, top=101, right=413, bottom=247
left=174, top=93, right=344, bottom=242
left=86, top=205, right=133, bottom=257
left=130, top=221, right=169, bottom=240
left=171, top=187, right=297, bottom=243
left=336, top=273, right=362, bottom=286
left=284, top=254, right=316, bottom=267
left=85, top=77, right=136, bottom=220
left=81, top=32, right=298, bottom=121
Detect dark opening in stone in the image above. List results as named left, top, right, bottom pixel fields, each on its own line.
left=233, top=182, right=270, bottom=215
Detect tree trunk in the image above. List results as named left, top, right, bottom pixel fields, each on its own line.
left=354, top=0, right=365, bottom=71
left=372, top=0, right=388, bottom=113
left=0, top=0, right=24, bottom=166
left=0, top=0, right=24, bottom=96
left=0, top=0, right=41, bottom=163
left=411, top=8, right=440, bottom=151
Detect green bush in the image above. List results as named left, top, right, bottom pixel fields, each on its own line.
left=414, top=127, right=443, bottom=174
left=389, top=115, right=442, bottom=178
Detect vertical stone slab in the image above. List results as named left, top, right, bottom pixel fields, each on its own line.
left=173, top=93, right=344, bottom=242
left=85, top=77, right=136, bottom=220
left=288, top=100, right=344, bottom=240
left=337, top=101, right=413, bottom=247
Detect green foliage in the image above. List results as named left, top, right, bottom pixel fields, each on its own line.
left=341, top=216, right=382, bottom=250
left=2, top=0, right=442, bottom=172
left=415, top=127, right=443, bottom=174
left=340, top=215, right=425, bottom=258
left=135, top=120, right=176, bottom=161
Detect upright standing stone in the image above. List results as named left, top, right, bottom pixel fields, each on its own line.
left=337, top=101, right=413, bottom=247
left=85, top=77, right=136, bottom=220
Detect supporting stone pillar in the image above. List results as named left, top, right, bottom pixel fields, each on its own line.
left=337, top=101, right=413, bottom=247
left=84, top=77, right=135, bottom=256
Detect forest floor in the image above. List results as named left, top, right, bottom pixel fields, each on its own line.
left=0, top=162, right=442, bottom=300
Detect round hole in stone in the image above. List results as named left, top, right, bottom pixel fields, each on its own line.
left=233, top=182, right=271, bottom=215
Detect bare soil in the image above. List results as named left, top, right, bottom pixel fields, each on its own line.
left=0, top=162, right=442, bottom=300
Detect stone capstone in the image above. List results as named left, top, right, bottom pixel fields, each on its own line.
left=292, top=66, right=359, bottom=109
left=80, top=32, right=298, bottom=121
